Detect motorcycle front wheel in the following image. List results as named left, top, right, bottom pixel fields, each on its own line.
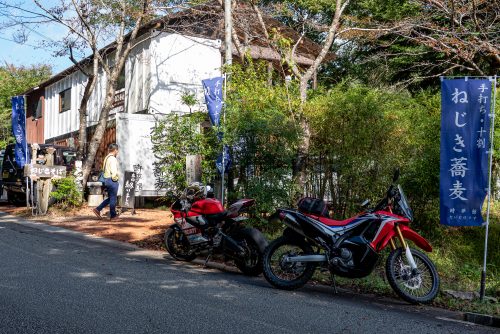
left=386, top=247, right=439, bottom=304
left=164, top=227, right=197, bottom=262
left=262, top=236, right=316, bottom=290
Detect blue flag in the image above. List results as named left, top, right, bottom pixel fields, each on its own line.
left=216, top=145, right=231, bottom=174
left=440, top=78, right=492, bottom=226
left=202, top=77, right=224, bottom=126
left=11, top=96, right=29, bottom=168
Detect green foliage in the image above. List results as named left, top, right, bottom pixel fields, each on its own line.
left=0, top=64, right=51, bottom=148
left=352, top=0, right=420, bottom=21
left=151, top=112, right=218, bottom=193
left=180, top=91, right=197, bottom=112
left=51, top=177, right=83, bottom=209
left=224, top=61, right=302, bottom=213
left=306, top=82, right=413, bottom=217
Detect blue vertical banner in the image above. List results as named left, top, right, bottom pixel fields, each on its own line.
left=202, top=77, right=224, bottom=126
left=11, top=95, right=29, bottom=167
left=216, top=145, right=231, bottom=174
left=440, top=79, right=493, bottom=226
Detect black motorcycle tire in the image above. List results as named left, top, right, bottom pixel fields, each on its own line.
left=386, top=247, right=439, bottom=304
left=164, top=226, right=197, bottom=262
left=231, top=229, right=266, bottom=276
left=263, top=236, right=316, bottom=290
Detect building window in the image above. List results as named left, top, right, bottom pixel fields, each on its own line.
left=117, top=67, right=125, bottom=90
left=34, top=98, right=42, bottom=119
left=59, top=88, right=71, bottom=112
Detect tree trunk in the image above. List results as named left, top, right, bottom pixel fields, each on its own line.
left=81, top=82, right=117, bottom=188
left=292, top=81, right=311, bottom=197
left=78, top=8, right=145, bottom=190
left=77, top=57, right=99, bottom=160
left=77, top=74, right=96, bottom=160
left=293, top=116, right=311, bottom=197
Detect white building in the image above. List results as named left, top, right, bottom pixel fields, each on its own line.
left=23, top=4, right=327, bottom=198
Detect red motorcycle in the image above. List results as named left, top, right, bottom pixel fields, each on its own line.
left=165, top=184, right=268, bottom=276
left=262, top=171, right=439, bottom=304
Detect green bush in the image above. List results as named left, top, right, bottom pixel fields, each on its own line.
left=224, top=61, right=302, bottom=213
left=151, top=111, right=219, bottom=194
left=51, top=176, right=83, bottom=209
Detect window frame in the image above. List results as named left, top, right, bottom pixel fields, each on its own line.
left=34, top=98, right=42, bottom=119
left=59, top=88, right=71, bottom=113
left=116, top=67, right=125, bottom=90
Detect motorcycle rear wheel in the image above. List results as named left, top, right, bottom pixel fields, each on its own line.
left=232, top=231, right=264, bottom=276
left=164, top=227, right=197, bottom=262
left=386, top=247, right=439, bottom=304
left=263, top=236, right=316, bottom=290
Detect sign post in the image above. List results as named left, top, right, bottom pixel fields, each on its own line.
left=121, top=171, right=139, bottom=213
left=440, top=76, right=497, bottom=301
left=186, top=155, right=202, bottom=185
left=481, top=75, right=497, bottom=301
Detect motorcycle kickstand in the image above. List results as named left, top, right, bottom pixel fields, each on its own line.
left=330, top=272, right=338, bottom=294
left=204, top=249, right=213, bottom=267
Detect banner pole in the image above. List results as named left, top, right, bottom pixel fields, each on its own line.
left=221, top=73, right=228, bottom=207
left=23, top=95, right=30, bottom=210
left=480, top=75, right=497, bottom=301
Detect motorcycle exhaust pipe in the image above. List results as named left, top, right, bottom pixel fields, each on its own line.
left=222, top=234, right=246, bottom=256
left=283, top=255, right=327, bottom=263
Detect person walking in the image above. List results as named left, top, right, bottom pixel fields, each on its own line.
left=93, top=143, right=120, bottom=221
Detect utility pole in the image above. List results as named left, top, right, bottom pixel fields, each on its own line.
left=221, top=0, right=232, bottom=207
left=224, top=0, right=232, bottom=65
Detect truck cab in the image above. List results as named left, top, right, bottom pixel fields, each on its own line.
left=1, top=144, right=76, bottom=205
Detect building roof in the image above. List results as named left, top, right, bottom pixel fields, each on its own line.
left=24, top=2, right=334, bottom=95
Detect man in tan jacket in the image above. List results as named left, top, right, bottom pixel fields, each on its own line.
left=93, top=143, right=120, bottom=220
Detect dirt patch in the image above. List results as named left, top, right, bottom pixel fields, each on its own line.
left=0, top=203, right=172, bottom=250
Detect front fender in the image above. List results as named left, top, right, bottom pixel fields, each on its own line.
left=376, top=225, right=432, bottom=252
left=400, top=225, right=432, bottom=252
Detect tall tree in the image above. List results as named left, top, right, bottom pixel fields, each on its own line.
left=0, top=0, right=160, bottom=186
left=315, top=0, right=500, bottom=88
left=0, top=64, right=51, bottom=148
left=237, top=0, right=352, bottom=194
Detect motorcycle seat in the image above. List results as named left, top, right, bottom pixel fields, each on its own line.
left=318, top=216, right=356, bottom=227
left=303, top=213, right=356, bottom=226
left=205, top=211, right=228, bottom=223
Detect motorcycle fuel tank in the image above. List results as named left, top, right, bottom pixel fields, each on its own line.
left=190, top=198, right=225, bottom=215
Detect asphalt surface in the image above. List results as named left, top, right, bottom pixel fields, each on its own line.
left=0, top=212, right=496, bottom=334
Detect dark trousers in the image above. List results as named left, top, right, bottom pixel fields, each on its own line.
left=96, top=178, right=119, bottom=218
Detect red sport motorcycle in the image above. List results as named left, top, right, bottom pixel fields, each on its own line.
left=263, top=171, right=439, bottom=304
left=165, top=184, right=268, bottom=276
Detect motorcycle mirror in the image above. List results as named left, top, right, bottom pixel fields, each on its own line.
left=393, top=168, right=400, bottom=183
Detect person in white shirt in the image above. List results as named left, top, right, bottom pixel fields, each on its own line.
left=93, top=143, right=120, bottom=220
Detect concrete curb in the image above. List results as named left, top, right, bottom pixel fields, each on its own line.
left=464, top=312, right=500, bottom=328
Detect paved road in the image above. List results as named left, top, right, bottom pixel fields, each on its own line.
left=0, top=213, right=495, bottom=334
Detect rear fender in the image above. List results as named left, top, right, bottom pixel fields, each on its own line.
left=236, top=227, right=268, bottom=253
left=376, top=225, right=432, bottom=252
left=226, top=199, right=255, bottom=218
